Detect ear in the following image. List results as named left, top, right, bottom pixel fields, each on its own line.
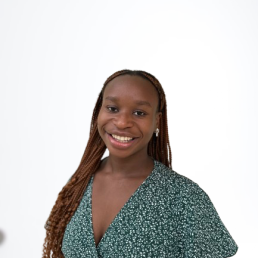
left=155, top=112, right=162, bottom=130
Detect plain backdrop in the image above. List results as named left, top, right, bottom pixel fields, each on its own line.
left=0, top=1, right=257, bottom=257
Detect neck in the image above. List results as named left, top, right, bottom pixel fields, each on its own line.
left=101, top=152, right=154, bottom=178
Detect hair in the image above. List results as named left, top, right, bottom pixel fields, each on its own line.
left=42, top=69, right=172, bottom=258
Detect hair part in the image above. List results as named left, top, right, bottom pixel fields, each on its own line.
left=42, top=69, right=172, bottom=258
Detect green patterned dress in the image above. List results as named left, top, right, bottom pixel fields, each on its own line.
left=62, top=160, right=238, bottom=257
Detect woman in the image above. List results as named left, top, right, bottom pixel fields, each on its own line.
left=43, top=70, right=238, bottom=258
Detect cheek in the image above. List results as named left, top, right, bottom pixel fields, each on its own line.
left=97, top=111, right=105, bottom=132
left=141, top=117, right=156, bottom=135
left=97, top=108, right=106, bottom=124
left=97, top=110, right=111, bottom=133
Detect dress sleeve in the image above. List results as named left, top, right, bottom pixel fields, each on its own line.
left=181, top=183, right=238, bottom=258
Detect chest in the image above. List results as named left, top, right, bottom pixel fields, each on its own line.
left=91, top=175, right=146, bottom=247
left=61, top=169, right=181, bottom=257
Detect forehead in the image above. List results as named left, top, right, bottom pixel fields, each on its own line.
left=103, top=75, right=159, bottom=105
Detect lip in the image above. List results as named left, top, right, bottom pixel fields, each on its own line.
left=106, top=132, right=137, bottom=149
left=106, top=131, right=137, bottom=138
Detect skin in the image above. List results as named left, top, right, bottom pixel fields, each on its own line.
left=91, top=75, right=162, bottom=246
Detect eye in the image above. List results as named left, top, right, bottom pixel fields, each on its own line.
left=133, top=110, right=146, bottom=116
left=106, top=106, right=118, bottom=112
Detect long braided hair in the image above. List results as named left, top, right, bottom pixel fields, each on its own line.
left=42, top=69, right=172, bottom=257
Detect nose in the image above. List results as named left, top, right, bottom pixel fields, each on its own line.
left=113, top=111, right=133, bottom=129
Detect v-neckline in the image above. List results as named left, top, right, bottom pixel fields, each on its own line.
left=89, top=159, right=158, bottom=250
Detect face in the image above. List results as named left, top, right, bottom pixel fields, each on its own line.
left=97, top=75, right=161, bottom=159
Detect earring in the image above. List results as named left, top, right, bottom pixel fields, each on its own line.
left=155, top=128, right=159, bottom=137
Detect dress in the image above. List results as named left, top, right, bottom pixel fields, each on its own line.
left=62, top=160, right=238, bottom=258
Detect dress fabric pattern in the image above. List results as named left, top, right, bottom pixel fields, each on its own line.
left=62, top=160, right=238, bottom=258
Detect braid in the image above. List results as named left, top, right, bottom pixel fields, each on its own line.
left=42, top=69, right=172, bottom=257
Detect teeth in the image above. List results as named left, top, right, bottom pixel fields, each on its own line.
left=111, top=134, right=133, bottom=142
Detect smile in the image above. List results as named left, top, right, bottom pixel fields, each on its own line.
left=111, top=134, right=134, bottom=143
left=106, top=132, right=137, bottom=149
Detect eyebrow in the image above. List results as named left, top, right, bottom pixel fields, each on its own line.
left=105, top=96, right=152, bottom=107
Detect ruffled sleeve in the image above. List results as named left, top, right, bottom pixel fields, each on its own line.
left=181, top=183, right=238, bottom=258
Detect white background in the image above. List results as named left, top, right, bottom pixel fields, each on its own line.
left=0, top=1, right=257, bottom=257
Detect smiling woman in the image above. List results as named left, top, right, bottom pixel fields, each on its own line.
left=97, top=75, right=162, bottom=159
left=43, top=70, right=238, bottom=258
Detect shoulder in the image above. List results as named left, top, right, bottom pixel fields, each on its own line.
left=152, top=160, right=239, bottom=257
left=153, top=159, right=205, bottom=199
left=152, top=160, right=215, bottom=212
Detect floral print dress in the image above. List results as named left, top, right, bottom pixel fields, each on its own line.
left=62, top=160, right=238, bottom=257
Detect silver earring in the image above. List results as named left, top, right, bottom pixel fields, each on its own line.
left=155, top=128, right=159, bottom=137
